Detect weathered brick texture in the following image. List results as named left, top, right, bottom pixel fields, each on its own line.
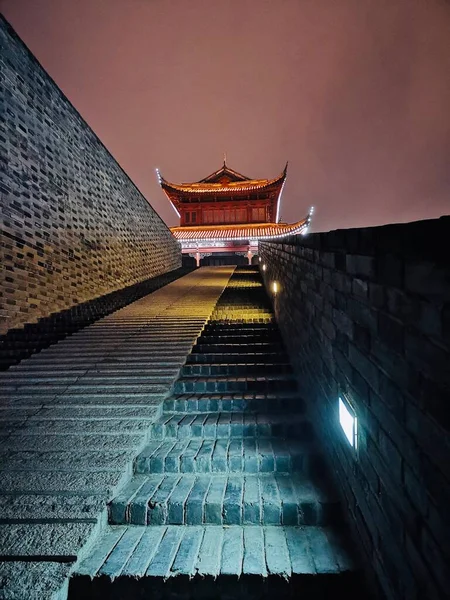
left=0, top=17, right=180, bottom=335
left=260, top=216, right=450, bottom=600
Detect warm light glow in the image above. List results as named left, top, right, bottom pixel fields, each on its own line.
left=339, top=396, right=358, bottom=449
left=258, top=256, right=261, bottom=262
left=272, top=281, right=278, bottom=294
left=262, top=264, right=266, bottom=272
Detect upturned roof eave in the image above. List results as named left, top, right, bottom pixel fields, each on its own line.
left=169, top=215, right=309, bottom=242
left=160, top=173, right=286, bottom=196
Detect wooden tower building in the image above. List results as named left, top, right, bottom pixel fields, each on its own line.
left=158, top=161, right=312, bottom=266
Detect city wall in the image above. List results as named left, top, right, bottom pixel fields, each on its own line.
left=260, top=217, right=450, bottom=600
left=0, top=18, right=180, bottom=335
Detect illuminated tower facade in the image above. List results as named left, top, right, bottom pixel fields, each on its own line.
left=158, top=161, right=312, bottom=266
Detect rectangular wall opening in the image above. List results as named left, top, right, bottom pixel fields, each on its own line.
left=339, top=395, right=358, bottom=449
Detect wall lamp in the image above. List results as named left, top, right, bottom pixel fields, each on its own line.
left=339, top=395, right=358, bottom=450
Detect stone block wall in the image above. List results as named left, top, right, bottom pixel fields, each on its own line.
left=0, top=17, right=180, bottom=335
left=260, top=216, right=450, bottom=600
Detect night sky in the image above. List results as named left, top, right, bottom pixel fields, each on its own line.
left=2, top=0, right=449, bottom=232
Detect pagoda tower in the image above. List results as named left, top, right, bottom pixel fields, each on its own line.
left=158, top=161, right=312, bottom=266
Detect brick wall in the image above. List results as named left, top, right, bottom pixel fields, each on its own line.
left=0, top=17, right=180, bottom=335
left=260, top=216, right=450, bottom=600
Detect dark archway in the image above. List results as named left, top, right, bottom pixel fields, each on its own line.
left=200, top=252, right=247, bottom=266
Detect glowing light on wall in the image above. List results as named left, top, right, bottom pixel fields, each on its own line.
left=339, top=396, right=358, bottom=449
left=262, top=264, right=266, bottom=272
left=272, top=281, right=279, bottom=294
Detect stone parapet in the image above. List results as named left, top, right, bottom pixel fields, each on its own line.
left=260, top=216, right=450, bottom=600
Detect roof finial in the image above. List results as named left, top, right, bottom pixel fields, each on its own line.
left=223, top=152, right=227, bottom=167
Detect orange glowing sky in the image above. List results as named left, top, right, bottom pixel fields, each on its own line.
left=2, top=0, right=449, bottom=232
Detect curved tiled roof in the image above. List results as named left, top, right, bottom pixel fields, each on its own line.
left=158, top=162, right=287, bottom=197
left=170, top=218, right=309, bottom=242
left=160, top=172, right=286, bottom=195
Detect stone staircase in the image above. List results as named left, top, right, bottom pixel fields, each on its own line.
left=0, top=268, right=194, bottom=371
left=70, top=267, right=363, bottom=598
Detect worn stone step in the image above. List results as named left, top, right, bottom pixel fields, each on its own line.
left=149, top=412, right=312, bottom=440
left=186, top=351, right=288, bottom=364
left=24, top=354, right=186, bottom=366
left=213, top=305, right=270, bottom=311
left=211, top=318, right=275, bottom=324
left=0, top=521, right=97, bottom=560
left=70, top=524, right=360, bottom=598
left=0, top=431, right=148, bottom=455
left=202, top=330, right=278, bottom=339
left=211, top=315, right=274, bottom=322
left=109, top=473, right=338, bottom=526
left=173, top=375, right=297, bottom=394
left=163, top=392, right=303, bottom=414
left=181, top=363, right=292, bottom=377
left=135, top=438, right=321, bottom=475
left=213, top=308, right=272, bottom=317
left=204, top=321, right=277, bottom=329
left=38, top=344, right=194, bottom=357
left=0, top=491, right=107, bottom=523
left=0, top=371, right=178, bottom=385
left=197, top=334, right=281, bottom=345
left=64, top=335, right=199, bottom=342
left=192, top=342, right=283, bottom=354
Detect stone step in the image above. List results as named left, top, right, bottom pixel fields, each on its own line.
left=181, top=363, right=292, bottom=377
left=203, top=326, right=278, bottom=335
left=0, top=371, right=179, bottom=385
left=211, top=318, right=275, bottom=324
left=109, top=473, right=338, bottom=526
left=173, top=375, right=297, bottom=394
left=192, top=342, right=283, bottom=354
left=196, top=336, right=282, bottom=346
left=186, top=351, right=288, bottom=364
left=199, top=329, right=281, bottom=344
left=212, top=302, right=270, bottom=307
left=149, top=412, right=312, bottom=440
left=0, top=383, right=169, bottom=395
left=5, top=366, right=180, bottom=377
left=213, top=305, right=270, bottom=311
left=135, top=438, right=321, bottom=475
left=70, top=524, right=360, bottom=599
left=65, top=332, right=201, bottom=341
left=40, top=339, right=196, bottom=350
left=163, top=392, right=303, bottom=414
left=211, top=314, right=273, bottom=321
left=204, top=321, right=277, bottom=329
left=26, top=352, right=189, bottom=363
left=211, top=310, right=273, bottom=315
